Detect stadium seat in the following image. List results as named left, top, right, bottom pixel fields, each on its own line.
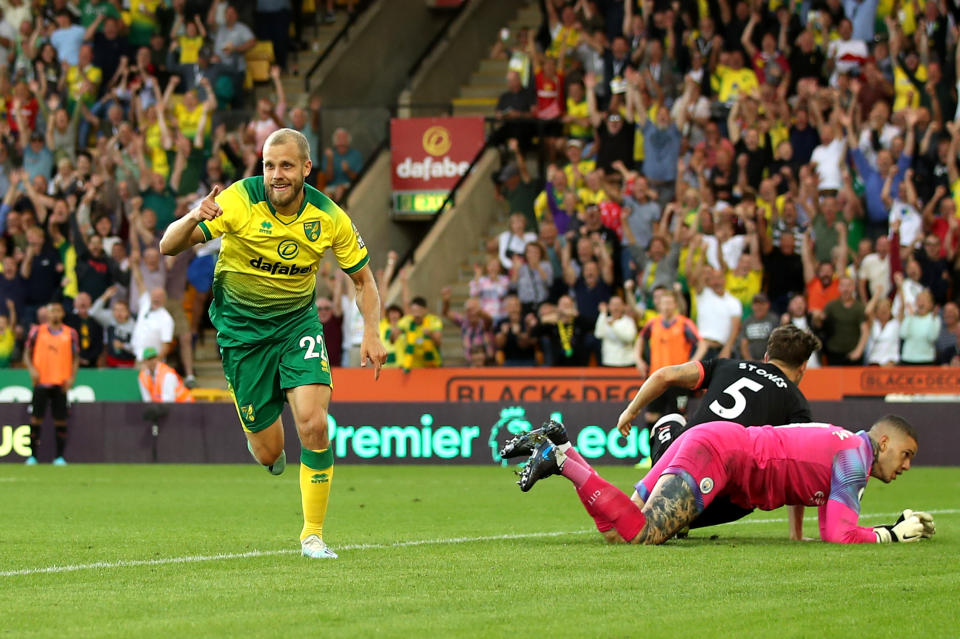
left=246, top=41, right=276, bottom=85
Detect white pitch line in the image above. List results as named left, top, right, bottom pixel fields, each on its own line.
left=3, top=508, right=957, bottom=578
left=0, top=530, right=592, bottom=578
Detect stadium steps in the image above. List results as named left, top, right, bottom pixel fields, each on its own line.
left=452, top=97, right=497, bottom=117
left=450, top=3, right=540, bottom=116
left=253, top=10, right=350, bottom=99
left=437, top=150, right=536, bottom=365
left=459, top=84, right=508, bottom=100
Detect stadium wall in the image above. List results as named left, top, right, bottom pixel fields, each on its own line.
left=2, top=399, right=957, bottom=465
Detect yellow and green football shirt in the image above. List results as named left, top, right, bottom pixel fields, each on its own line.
left=198, top=177, right=369, bottom=347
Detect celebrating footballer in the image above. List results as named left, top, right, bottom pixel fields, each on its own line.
left=160, top=128, right=387, bottom=559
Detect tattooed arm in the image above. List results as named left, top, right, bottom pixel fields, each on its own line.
left=630, top=474, right=701, bottom=545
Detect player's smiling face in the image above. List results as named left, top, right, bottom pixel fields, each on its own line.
left=263, top=141, right=311, bottom=213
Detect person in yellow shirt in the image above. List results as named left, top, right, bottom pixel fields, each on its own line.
left=546, top=3, right=580, bottom=59
left=398, top=296, right=443, bottom=370
left=716, top=51, right=759, bottom=104
left=138, top=104, right=170, bottom=178
left=157, top=128, right=387, bottom=560
left=379, top=304, right=405, bottom=368
left=0, top=301, right=16, bottom=367
left=561, top=138, right=594, bottom=190
left=563, top=81, right=592, bottom=142
left=576, top=169, right=608, bottom=210
left=65, top=44, right=102, bottom=114
left=171, top=84, right=215, bottom=141
left=723, top=220, right=764, bottom=319
left=893, top=51, right=927, bottom=111
left=126, top=0, right=162, bottom=47
left=170, top=13, right=207, bottom=65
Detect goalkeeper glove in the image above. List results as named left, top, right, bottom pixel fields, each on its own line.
left=912, top=510, right=936, bottom=538
left=874, top=509, right=935, bottom=543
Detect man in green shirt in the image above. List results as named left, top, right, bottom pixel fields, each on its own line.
left=498, top=139, right=539, bottom=231
left=79, top=0, right=120, bottom=29
left=816, top=276, right=869, bottom=365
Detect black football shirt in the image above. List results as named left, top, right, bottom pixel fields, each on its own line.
left=688, top=358, right=812, bottom=427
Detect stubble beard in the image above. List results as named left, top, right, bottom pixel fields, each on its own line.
left=267, top=176, right=304, bottom=210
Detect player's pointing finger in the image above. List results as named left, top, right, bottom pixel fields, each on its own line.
left=206, top=185, right=221, bottom=201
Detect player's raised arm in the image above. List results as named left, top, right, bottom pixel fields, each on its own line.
left=159, top=186, right=222, bottom=256
left=617, top=361, right=704, bottom=435
left=348, top=263, right=387, bottom=379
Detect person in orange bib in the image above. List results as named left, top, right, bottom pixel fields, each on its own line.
left=634, top=287, right=702, bottom=433
left=23, top=302, right=79, bottom=466
left=138, top=347, right=195, bottom=403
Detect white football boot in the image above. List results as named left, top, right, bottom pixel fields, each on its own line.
left=301, top=535, right=338, bottom=559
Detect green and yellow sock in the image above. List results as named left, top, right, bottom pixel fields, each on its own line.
left=299, top=447, right=334, bottom=541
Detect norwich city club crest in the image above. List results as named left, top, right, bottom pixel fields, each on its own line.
left=240, top=404, right=256, bottom=423
left=303, top=221, right=321, bottom=241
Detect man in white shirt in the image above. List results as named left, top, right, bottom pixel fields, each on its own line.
left=594, top=296, right=637, bottom=367
left=212, top=4, right=256, bottom=73
left=131, top=287, right=175, bottom=362
left=692, top=265, right=742, bottom=359
left=857, top=235, right=891, bottom=301
left=827, top=18, right=868, bottom=86
left=810, top=124, right=846, bottom=193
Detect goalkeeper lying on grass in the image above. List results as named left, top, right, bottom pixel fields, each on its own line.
left=508, top=415, right=936, bottom=544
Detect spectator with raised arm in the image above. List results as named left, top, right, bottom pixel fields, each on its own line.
left=469, top=257, right=510, bottom=322
left=628, top=67, right=681, bottom=204
left=397, top=268, right=443, bottom=371
left=864, top=289, right=900, bottom=367
left=441, top=288, right=494, bottom=367
left=584, top=71, right=634, bottom=173
left=803, top=223, right=847, bottom=316
left=594, top=295, right=636, bottom=367
left=846, top=107, right=917, bottom=236
left=247, top=65, right=286, bottom=157
left=898, top=289, right=940, bottom=365
left=688, top=254, right=742, bottom=360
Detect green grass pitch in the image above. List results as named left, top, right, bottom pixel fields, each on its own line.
left=1, top=464, right=957, bottom=638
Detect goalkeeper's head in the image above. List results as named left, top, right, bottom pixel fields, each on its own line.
left=868, top=415, right=919, bottom=483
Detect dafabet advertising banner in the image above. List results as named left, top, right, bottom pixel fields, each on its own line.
left=390, top=116, right=485, bottom=215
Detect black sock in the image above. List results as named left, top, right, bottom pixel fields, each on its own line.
left=55, top=425, right=68, bottom=459
left=29, top=423, right=41, bottom=456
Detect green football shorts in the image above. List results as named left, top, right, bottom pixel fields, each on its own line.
left=221, top=315, right=333, bottom=433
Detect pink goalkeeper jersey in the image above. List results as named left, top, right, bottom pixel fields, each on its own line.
left=733, top=424, right=878, bottom=543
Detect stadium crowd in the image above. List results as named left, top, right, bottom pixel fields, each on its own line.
left=6, top=0, right=960, bottom=380
left=376, top=0, right=960, bottom=371
left=0, top=0, right=363, bottom=387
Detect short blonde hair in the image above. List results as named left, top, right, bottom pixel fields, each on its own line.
left=264, top=127, right=311, bottom=163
